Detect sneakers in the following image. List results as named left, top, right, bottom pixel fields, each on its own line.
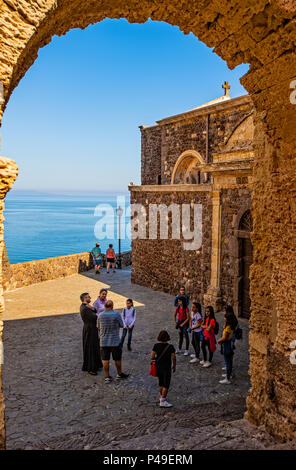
left=116, top=372, right=129, bottom=379
left=222, top=373, right=233, bottom=379
left=200, top=360, right=206, bottom=365
left=175, top=348, right=180, bottom=354
left=189, top=357, right=198, bottom=363
left=105, top=376, right=112, bottom=383
left=222, top=366, right=226, bottom=371
left=190, top=354, right=196, bottom=358
left=159, top=399, right=173, bottom=408
left=184, top=350, right=189, bottom=356
left=219, top=378, right=231, bottom=384
left=202, top=361, right=212, bottom=368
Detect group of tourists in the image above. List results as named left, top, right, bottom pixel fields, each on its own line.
left=91, top=242, right=116, bottom=274
left=151, top=286, right=241, bottom=407
left=80, top=289, right=135, bottom=383
left=79, top=283, right=242, bottom=409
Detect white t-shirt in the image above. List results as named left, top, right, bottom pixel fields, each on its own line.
left=191, top=311, right=202, bottom=333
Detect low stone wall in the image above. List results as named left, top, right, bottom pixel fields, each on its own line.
left=2, top=250, right=132, bottom=292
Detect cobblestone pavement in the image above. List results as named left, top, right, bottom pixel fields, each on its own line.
left=3, top=268, right=253, bottom=449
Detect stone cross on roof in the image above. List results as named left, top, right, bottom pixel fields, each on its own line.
left=222, top=81, right=231, bottom=97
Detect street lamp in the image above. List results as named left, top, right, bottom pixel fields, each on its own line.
left=116, top=205, right=124, bottom=269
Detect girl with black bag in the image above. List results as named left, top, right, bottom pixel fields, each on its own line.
left=150, top=330, right=176, bottom=407
left=217, top=310, right=237, bottom=384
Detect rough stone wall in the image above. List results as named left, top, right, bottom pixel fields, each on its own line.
left=140, top=126, right=162, bottom=185
left=2, top=250, right=132, bottom=292
left=145, top=103, right=252, bottom=185
left=0, top=0, right=295, bottom=445
left=0, top=157, right=18, bottom=450
left=130, top=189, right=212, bottom=302
left=219, top=186, right=252, bottom=308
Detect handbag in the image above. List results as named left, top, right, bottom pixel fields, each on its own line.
left=149, top=344, right=170, bottom=377
left=149, top=360, right=157, bottom=377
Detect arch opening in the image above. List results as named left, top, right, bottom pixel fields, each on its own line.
left=0, top=0, right=295, bottom=447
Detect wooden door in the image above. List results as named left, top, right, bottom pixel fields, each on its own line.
left=238, top=236, right=253, bottom=319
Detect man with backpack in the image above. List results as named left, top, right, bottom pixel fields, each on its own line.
left=174, top=286, right=190, bottom=308
left=119, top=298, right=136, bottom=351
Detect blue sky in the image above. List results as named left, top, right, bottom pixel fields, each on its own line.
left=1, top=19, right=249, bottom=193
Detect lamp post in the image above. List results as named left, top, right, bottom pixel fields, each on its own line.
left=116, top=205, right=123, bottom=269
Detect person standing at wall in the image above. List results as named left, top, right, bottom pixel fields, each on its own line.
left=174, top=286, right=190, bottom=308
left=188, top=302, right=203, bottom=364
left=106, top=244, right=116, bottom=273
left=200, top=306, right=217, bottom=368
left=217, top=310, right=237, bottom=384
left=80, top=292, right=103, bottom=375
left=120, top=298, right=136, bottom=351
left=220, top=305, right=239, bottom=376
left=151, top=330, right=176, bottom=407
left=174, top=296, right=190, bottom=355
left=91, top=242, right=102, bottom=274
left=97, top=299, right=129, bottom=383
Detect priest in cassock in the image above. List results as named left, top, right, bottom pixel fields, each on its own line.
left=80, top=292, right=103, bottom=375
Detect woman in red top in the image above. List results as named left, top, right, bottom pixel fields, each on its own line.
left=200, top=305, right=216, bottom=368
left=174, top=296, right=190, bottom=355
left=106, top=244, right=116, bottom=273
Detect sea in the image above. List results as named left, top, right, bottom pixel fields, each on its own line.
left=3, top=191, right=131, bottom=264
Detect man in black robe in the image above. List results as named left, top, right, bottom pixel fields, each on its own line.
left=80, top=292, right=103, bottom=375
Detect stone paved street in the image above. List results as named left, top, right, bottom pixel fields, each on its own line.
left=3, top=268, right=252, bottom=449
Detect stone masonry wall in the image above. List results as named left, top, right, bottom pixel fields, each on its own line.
left=160, top=102, right=253, bottom=185
left=140, top=126, right=162, bottom=185
left=2, top=250, right=132, bottom=292
left=130, top=188, right=212, bottom=303
left=0, top=0, right=295, bottom=446
left=220, top=186, right=252, bottom=309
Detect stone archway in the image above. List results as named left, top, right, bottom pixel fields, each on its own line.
left=0, top=0, right=296, bottom=445
left=171, top=150, right=205, bottom=184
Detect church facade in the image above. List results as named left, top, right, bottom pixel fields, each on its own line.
left=129, top=84, right=254, bottom=317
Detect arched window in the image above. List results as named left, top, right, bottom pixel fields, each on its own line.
left=239, top=210, right=253, bottom=232
left=171, top=150, right=205, bottom=185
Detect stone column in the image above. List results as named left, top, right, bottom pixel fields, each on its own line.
left=0, top=156, right=18, bottom=450
left=203, top=190, right=222, bottom=311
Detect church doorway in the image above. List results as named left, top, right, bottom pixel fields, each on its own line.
left=237, top=210, right=253, bottom=319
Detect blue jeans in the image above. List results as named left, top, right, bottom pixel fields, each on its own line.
left=178, top=324, right=189, bottom=350
left=224, top=352, right=234, bottom=379
left=120, top=326, right=134, bottom=347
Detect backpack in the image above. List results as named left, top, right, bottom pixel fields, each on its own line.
left=234, top=326, right=243, bottom=340
left=213, top=319, right=219, bottom=336
left=123, top=307, right=135, bottom=320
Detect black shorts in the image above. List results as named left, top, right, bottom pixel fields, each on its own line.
left=107, top=258, right=115, bottom=264
left=157, top=368, right=171, bottom=389
left=100, top=346, right=122, bottom=361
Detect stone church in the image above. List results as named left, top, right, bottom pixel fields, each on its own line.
left=129, top=83, right=254, bottom=318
